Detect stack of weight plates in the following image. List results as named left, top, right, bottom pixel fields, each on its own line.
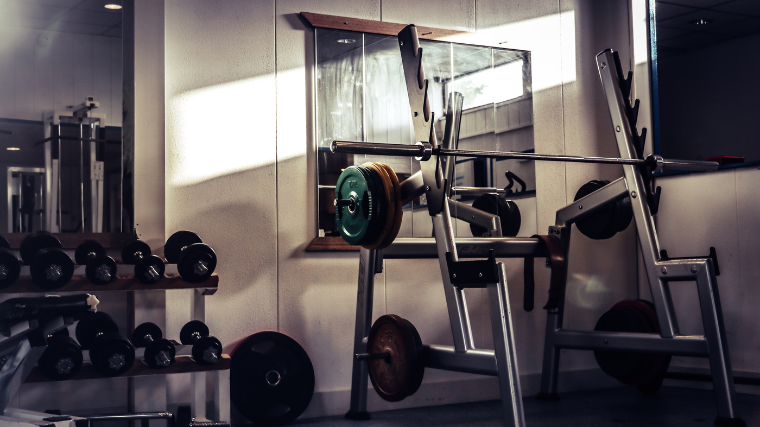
left=334, top=162, right=403, bottom=249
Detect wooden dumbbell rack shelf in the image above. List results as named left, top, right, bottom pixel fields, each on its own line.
left=1, top=266, right=219, bottom=294
left=25, top=355, right=231, bottom=383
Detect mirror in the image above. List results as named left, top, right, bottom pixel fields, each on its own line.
left=316, top=29, right=535, bottom=238
left=0, top=0, right=126, bottom=234
left=651, top=1, right=760, bottom=165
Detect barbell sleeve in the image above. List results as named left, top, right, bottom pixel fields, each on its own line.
left=646, top=155, right=719, bottom=172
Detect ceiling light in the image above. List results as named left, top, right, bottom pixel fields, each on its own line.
left=337, top=38, right=356, bottom=44
left=6, top=147, right=20, bottom=151
left=104, top=4, right=122, bottom=10
left=691, top=19, right=711, bottom=25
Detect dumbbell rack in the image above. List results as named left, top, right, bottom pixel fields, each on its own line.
left=0, top=235, right=230, bottom=425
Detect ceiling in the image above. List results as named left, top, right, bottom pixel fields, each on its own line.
left=656, top=0, right=760, bottom=55
left=0, top=0, right=122, bottom=38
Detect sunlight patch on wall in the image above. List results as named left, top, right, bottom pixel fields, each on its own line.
left=167, top=75, right=277, bottom=186
left=477, top=11, right=576, bottom=92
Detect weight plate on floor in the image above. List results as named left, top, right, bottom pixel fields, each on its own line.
left=367, top=314, right=424, bottom=402
left=363, top=163, right=395, bottom=250
left=402, top=318, right=425, bottom=397
left=594, top=299, right=670, bottom=394
left=30, top=247, right=74, bottom=290
left=165, top=231, right=203, bottom=264
left=121, top=240, right=152, bottom=264
left=574, top=180, right=617, bottom=240
left=20, top=232, right=62, bottom=265
left=335, top=166, right=375, bottom=246
left=231, top=331, right=315, bottom=426
left=0, top=248, right=21, bottom=290
left=74, top=240, right=106, bottom=265
left=378, top=163, right=403, bottom=249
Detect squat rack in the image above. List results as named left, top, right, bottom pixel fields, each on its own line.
left=335, top=24, right=741, bottom=427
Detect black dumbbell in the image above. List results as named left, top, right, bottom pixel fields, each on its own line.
left=37, top=328, right=83, bottom=381
left=132, top=322, right=176, bottom=368
left=19, top=231, right=75, bottom=290
left=121, top=240, right=165, bottom=284
left=180, top=320, right=223, bottom=365
left=0, top=235, right=21, bottom=289
left=164, top=231, right=217, bottom=283
left=75, top=312, right=135, bottom=377
left=75, top=241, right=118, bottom=285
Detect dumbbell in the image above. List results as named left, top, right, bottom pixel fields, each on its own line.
left=37, top=328, right=83, bottom=381
left=19, top=231, right=75, bottom=290
left=180, top=320, right=222, bottom=365
left=75, top=312, right=135, bottom=377
left=121, top=240, right=165, bottom=284
left=132, top=322, right=176, bottom=368
left=75, top=241, right=118, bottom=285
left=164, top=231, right=217, bottom=283
left=0, top=235, right=21, bottom=289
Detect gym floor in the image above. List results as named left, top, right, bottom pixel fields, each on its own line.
left=294, top=387, right=760, bottom=426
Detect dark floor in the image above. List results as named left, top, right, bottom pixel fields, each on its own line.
left=295, top=387, right=760, bottom=426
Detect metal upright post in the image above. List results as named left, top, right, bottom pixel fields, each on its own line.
left=346, top=248, right=380, bottom=419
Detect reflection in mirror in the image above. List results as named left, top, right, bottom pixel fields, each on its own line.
left=316, top=29, right=535, bottom=238
left=0, top=1, right=125, bottom=234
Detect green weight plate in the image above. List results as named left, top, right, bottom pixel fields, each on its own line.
left=165, top=231, right=203, bottom=264
left=358, top=165, right=386, bottom=248
left=335, top=167, right=374, bottom=245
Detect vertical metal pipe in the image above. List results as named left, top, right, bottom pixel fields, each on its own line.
left=346, top=248, right=377, bottom=418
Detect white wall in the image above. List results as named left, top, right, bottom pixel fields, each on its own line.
left=163, top=0, right=642, bottom=420
left=0, top=25, right=122, bottom=126
left=658, top=33, right=760, bottom=162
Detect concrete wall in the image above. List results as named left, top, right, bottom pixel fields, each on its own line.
left=164, top=0, right=640, bottom=420
left=658, top=33, right=760, bottom=162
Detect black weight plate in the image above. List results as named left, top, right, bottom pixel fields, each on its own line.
left=0, top=248, right=21, bottom=290
left=165, top=231, right=203, bottom=264
left=0, top=235, right=9, bottom=250
left=177, top=243, right=217, bottom=283
left=90, top=333, right=135, bottom=377
left=75, top=312, right=118, bottom=350
left=20, top=232, right=62, bottom=265
left=122, top=240, right=152, bottom=264
left=134, top=255, right=165, bottom=284
left=38, top=336, right=83, bottom=381
left=192, top=336, right=222, bottom=365
left=85, top=255, right=117, bottom=285
left=367, top=314, right=421, bottom=402
left=180, top=320, right=209, bottom=345
left=503, top=200, right=522, bottom=237
left=402, top=318, right=425, bottom=397
left=30, top=247, right=74, bottom=290
left=143, top=338, right=175, bottom=368
left=132, top=322, right=163, bottom=346
left=231, top=331, right=315, bottom=426
left=574, top=180, right=617, bottom=240
left=75, top=241, right=106, bottom=265
left=51, top=327, right=70, bottom=338
left=614, top=193, right=634, bottom=233
left=594, top=304, right=656, bottom=384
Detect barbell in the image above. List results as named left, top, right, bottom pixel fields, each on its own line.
left=330, top=140, right=719, bottom=173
